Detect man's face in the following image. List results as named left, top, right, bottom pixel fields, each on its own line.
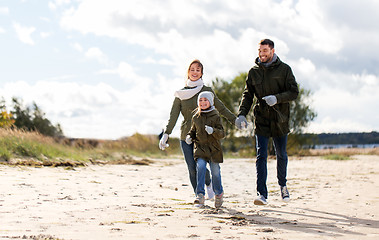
left=258, top=44, right=275, bottom=63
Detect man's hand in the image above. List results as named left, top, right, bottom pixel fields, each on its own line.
left=262, top=95, right=277, bottom=106
left=235, top=115, right=248, bottom=129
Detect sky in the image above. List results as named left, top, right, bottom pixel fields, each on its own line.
left=0, top=0, right=378, bottom=140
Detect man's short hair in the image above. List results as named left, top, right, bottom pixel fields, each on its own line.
left=260, top=39, right=274, bottom=49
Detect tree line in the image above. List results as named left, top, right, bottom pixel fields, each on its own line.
left=302, top=132, right=379, bottom=146
left=0, top=97, right=63, bottom=137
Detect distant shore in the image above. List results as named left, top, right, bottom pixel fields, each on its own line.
left=303, top=144, right=379, bottom=149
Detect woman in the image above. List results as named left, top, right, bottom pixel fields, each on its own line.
left=159, top=59, right=236, bottom=200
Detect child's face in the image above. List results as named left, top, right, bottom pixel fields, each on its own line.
left=199, top=97, right=210, bottom=110
left=188, top=63, right=203, bottom=81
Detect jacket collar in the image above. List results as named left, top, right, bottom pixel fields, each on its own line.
left=256, top=54, right=280, bottom=69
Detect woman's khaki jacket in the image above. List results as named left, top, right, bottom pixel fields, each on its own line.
left=164, top=85, right=236, bottom=140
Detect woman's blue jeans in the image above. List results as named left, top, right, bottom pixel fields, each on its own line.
left=196, top=158, right=223, bottom=196
left=180, top=141, right=211, bottom=193
left=255, top=134, right=288, bottom=199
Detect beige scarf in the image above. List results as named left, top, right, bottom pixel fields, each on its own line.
left=174, top=78, right=204, bottom=100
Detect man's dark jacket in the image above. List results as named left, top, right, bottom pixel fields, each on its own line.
left=238, top=56, right=299, bottom=137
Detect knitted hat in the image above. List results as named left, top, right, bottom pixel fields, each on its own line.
left=198, top=91, right=214, bottom=106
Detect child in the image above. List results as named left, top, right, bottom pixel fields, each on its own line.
left=185, top=91, right=225, bottom=208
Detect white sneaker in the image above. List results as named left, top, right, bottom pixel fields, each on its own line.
left=280, top=186, right=290, bottom=203
left=194, top=194, right=205, bottom=207
left=254, top=195, right=268, bottom=205
left=206, top=184, right=215, bottom=200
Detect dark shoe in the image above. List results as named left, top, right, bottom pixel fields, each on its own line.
left=280, top=185, right=290, bottom=202
left=254, top=195, right=268, bottom=205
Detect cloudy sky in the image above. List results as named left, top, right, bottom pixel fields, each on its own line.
left=0, top=0, right=378, bottom=139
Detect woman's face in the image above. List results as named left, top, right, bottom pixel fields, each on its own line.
left=188, top=63, right=203, bottom=81
left=199, top=97, right=210, bottom=110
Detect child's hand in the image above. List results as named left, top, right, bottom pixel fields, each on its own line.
left=205, top=125, right=213, bottom=134
left=185, top=135, right=193, bottom=145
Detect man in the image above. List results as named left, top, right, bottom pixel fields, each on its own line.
left=235, top=39, right=299, bottom=205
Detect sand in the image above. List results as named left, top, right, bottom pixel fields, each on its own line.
left=0, top=155, right=378, bottom=240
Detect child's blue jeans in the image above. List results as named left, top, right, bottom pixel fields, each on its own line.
left=180, top=141, right=211, bottom=193
left=196, top=158, right=223, bottom=196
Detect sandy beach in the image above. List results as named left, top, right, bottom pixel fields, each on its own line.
left=0, top=155, right=378, bottom=240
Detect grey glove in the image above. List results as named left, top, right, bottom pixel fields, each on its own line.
left=235, top=115, right=248, bottom=129
left=205, top=125, right=213, bottom=134
left=185, top=135, right=192, bottom=145
left=262, top=95, right=277, bottom=106
left=159, top=133, right=169, bottom=150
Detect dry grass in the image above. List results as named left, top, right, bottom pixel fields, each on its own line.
left=0, top=128, right=55, bottom=144
left=1, top=128, right=377, bottom=167
left=306, top=147, right=379, bottom=156
left=0, top=129, right=174, bottom=166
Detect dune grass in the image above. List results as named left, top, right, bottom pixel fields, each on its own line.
left=0, top=129, right=88, bottom=166
left=0, top=129, right=181, bottom=167
left=1, top=128, right=377, bottom=167
left=322, top=154, right=351, bottom=160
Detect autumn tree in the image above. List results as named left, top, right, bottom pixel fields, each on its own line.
left=0, top=98, right=15, bottom=128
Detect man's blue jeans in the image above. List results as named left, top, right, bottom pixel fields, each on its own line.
left=196, top=158, right=223, bottom=196
left=255, top=134, right=288, bottom=199
left=180, top=141, right=211, bottom=193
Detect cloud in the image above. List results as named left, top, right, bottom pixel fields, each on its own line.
left=0, top=80, right=150, bottom=139
left=307, top=117, right=375, bottom=133
left=3, top=0, right=377, bottom=139
left=280, top=0, right=343, bottom=54
left=0, top=7, right=9, bottom=15
left=71, top=42, right=83, bottom=52
left=40, top=32, right=51, bottom=38
left=48, top=0, right=71, bottom=10
left=57, top=0, right=349, bottom=79
left=305, top=72, right=379, bottom=133
left=13, top=22, right=36, bottom=45
left=320, top=0, right=379, bottom=31
left=85, top=47, right=109, bottom=65
left=99, top=61, right=154, bottom=87
left=54, top=0, right=379, bottom=136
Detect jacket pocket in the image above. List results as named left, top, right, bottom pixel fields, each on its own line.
left=273, top=104, right=289, bottom=123
left=211, top=142, right=221, bottom=152
left=251, top=78, right=264, bottom=98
